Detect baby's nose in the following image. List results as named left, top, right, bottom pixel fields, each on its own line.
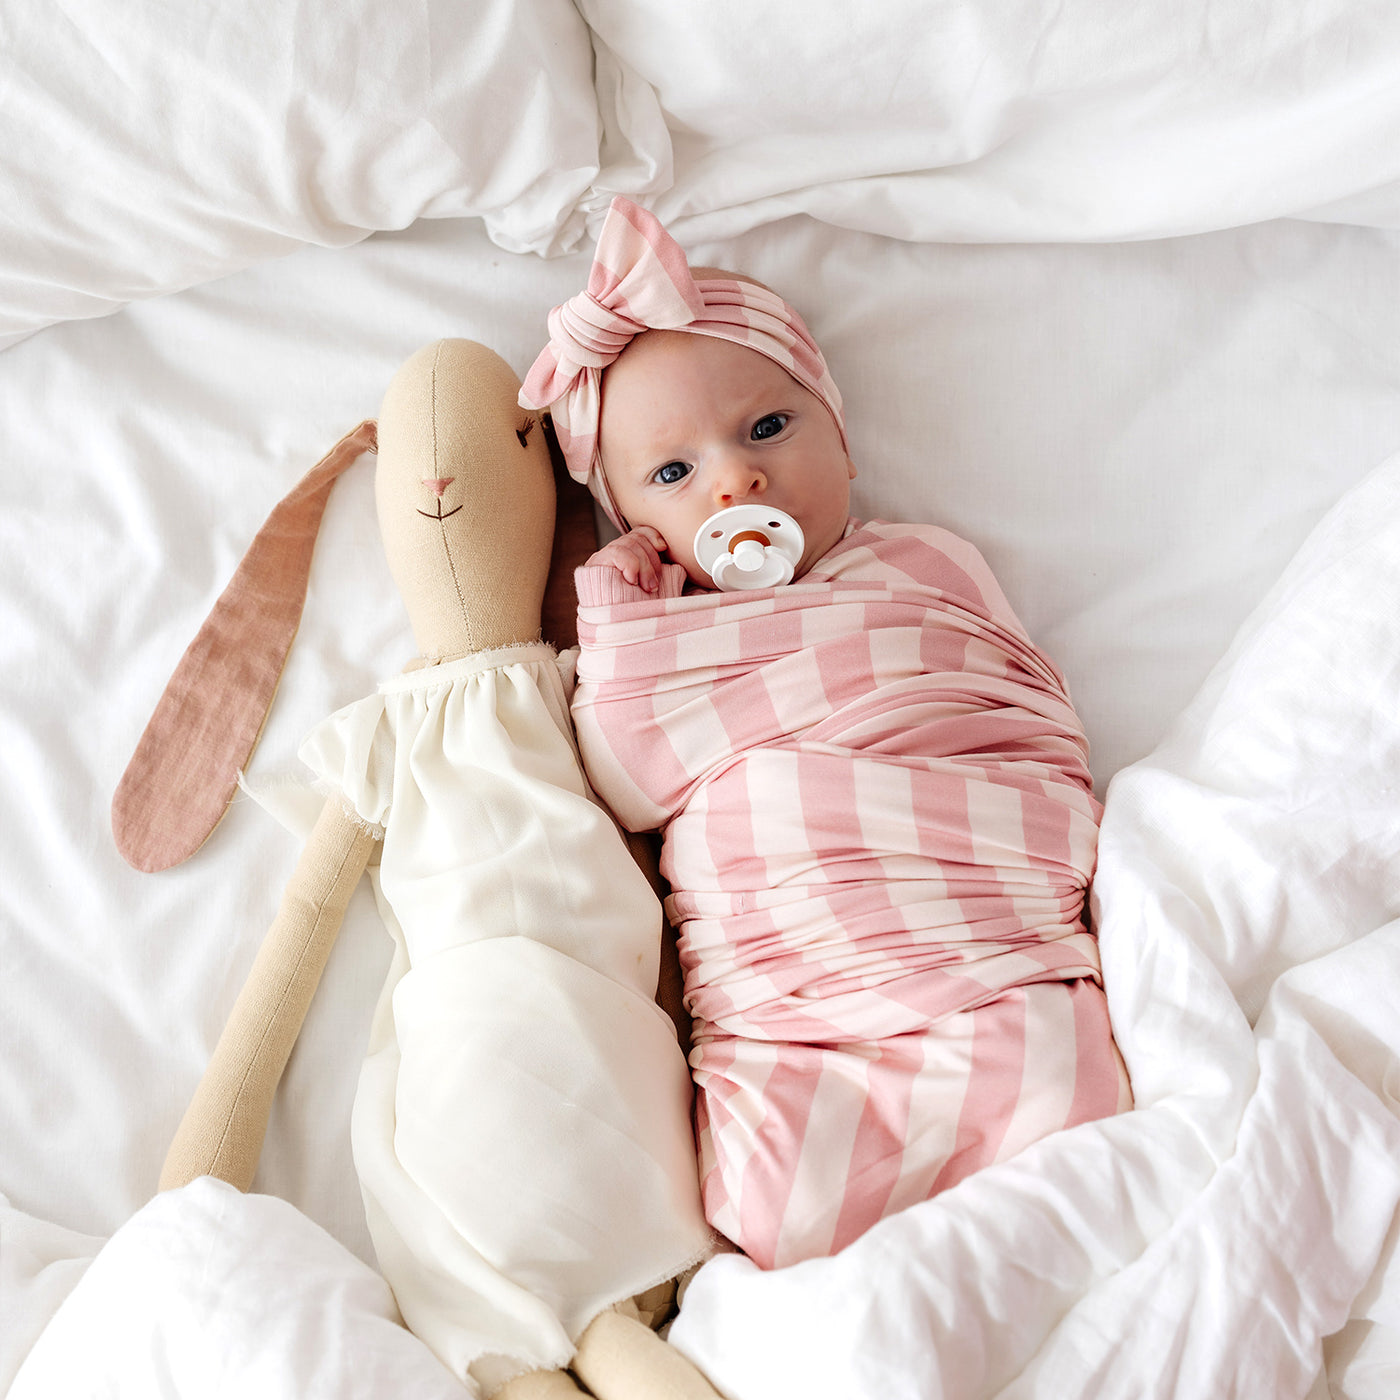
left=422, top=477, right=455, bottom=498
left=713, top=463, right=766, bottom=504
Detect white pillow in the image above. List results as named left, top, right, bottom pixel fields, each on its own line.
left=579, top=0, right=1400, bottom=244
left=0, top=0, right=601, bottom=350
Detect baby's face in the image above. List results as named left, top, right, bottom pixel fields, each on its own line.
left=598, top=330, right=856, bottom=587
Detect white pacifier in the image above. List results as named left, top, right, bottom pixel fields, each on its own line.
left=692, top=505, right=806, bottom=591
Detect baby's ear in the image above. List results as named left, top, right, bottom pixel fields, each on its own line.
left=112, top=421, right=378, bottom=873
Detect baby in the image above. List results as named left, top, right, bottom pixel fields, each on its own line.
left=522, top=198, right=1131, bottom=1271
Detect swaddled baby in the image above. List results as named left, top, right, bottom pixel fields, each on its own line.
left=522, top=198, right=1131, bottom=1271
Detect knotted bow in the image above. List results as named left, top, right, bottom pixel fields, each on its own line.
left=520, top=197, right=845, bottom=530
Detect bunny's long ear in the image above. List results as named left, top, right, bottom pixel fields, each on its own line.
left=113, top=420, right=378, bottom=873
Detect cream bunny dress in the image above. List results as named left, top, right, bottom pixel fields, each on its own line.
left=301, top=643, right=713, bottom=1394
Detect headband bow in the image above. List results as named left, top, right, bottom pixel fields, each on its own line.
left=519, top=196, right=845, bottom=531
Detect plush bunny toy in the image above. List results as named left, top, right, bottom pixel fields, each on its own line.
left=113, top=340, right=720, bottom=1400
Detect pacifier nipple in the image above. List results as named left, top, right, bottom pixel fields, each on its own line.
left=692, top=505, right=806, bottom=591
left=732, top=538, right=766, bottom=573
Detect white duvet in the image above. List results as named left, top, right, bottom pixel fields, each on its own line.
left=4, top=0, right=1400, bottom=1396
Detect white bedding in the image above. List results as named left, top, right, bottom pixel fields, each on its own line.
left=3, top=2, right=1400, bottom=1396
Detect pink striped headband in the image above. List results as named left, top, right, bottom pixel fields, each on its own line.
left=519, top=196, right=845, bottom=530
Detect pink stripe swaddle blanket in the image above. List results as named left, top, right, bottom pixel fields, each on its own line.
left=573, top=521, right=1129, bottom=1269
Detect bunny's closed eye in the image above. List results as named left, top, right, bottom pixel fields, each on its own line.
left=516, top=417, right=536, bottom=448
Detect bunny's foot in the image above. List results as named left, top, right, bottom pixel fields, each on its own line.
left=570, top=1309, right=723, bottom=1400
left=496, top=1368, right=591, bottom=1400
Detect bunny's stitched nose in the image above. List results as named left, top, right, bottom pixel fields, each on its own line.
left=423, top=477, right=455, bottom=498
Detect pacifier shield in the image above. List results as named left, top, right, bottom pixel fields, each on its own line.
left=693, top=506, right=805, bottom=591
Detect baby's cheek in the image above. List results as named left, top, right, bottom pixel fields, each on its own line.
left=679, top=556, right=714, bottom=590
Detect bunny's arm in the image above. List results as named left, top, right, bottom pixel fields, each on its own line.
left=159, top=795, right=377, bottom=1193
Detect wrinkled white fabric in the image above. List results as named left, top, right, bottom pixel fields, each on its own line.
left=8, top=1178, right=471, bottom=1400
left=301, top=646, right=712, bottom=1392
left=0, top=1197, right=103, bottom=1396
left=581, top=0, right=1400, bottom=244
left=0, top=0, right=604, bottom=349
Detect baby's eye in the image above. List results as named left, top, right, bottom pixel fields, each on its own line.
left=751, top=414, right=788, bottom=441
left=653, top=461, right=692, bottom=485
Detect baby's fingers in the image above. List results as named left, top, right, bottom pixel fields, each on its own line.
left=586, top=527, right=669, bottom=592
left=622, top=530, right=666, bottom=592
left=624, top=547, right=659, bottom=592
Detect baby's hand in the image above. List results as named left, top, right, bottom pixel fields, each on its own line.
left=586, top=525, right=670, bottom=593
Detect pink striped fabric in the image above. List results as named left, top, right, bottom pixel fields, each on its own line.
left=572, top=521, right=1130, bottom=1268
left=519, top=196, right=846, bottom=531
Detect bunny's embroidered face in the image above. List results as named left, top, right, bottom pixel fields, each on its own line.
left=376, top=340, right=555, bottom=659
left=411, top=417, right=540, bottom=523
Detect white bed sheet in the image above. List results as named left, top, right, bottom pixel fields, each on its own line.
left=3, top=197, right=1400, bottom=1400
